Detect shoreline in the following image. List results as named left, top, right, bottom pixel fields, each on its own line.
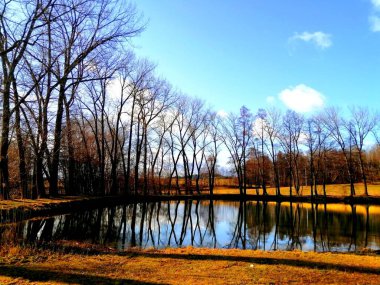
left=1, top=193, right=380, bottom=284
left=1, top=193, right=380, bottom=223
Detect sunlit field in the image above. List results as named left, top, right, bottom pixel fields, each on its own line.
left=271, top=201, right=380, bottom=215
left=211, top=183, right=380, bottom=196
left=0, top=245, right=379, bottom=285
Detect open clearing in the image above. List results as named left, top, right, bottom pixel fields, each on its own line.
left=0, top=245, right=379, bottom=284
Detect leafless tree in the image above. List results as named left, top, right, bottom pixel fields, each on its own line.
left=253, top=108, right=269, bottom=195
left=262, top=108, right=282, bottom=196
left=347, top=106, right=377, bottom=195
left=48, top=0, right=143, bottom=196
left=204, top=111, right=222, bottom=195
left=280, top=110, right=304, bottom=196
left=221, top=106, right=253, bottom=195
left=304, top=116, right=329, bottom=197
left=0, top=0, right=54, bottom=199
left=322, top=107, right=356, bottom=196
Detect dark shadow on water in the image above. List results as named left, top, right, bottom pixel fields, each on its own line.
left=3, top=200, right=380, bottom=253
left=0, top=264, right=158, bottom=285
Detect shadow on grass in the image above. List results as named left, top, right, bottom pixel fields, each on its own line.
left=118, top=251, right=380, bottom=275
left=33, top=243, right=380, bottom=277
left=0, top=264, right=158, bottom=285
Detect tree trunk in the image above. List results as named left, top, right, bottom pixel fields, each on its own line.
left=0, top=79, right=11, bottom=200
left=65, top=105, right=76, bottom=195
left=49, top=83, right=66, bottom=197
left=14, top=83, right=29, bottom=198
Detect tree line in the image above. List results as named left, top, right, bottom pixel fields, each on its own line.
left=1, top=0, right=380, bottom=200
left=227, top=106, right=379, bottom=198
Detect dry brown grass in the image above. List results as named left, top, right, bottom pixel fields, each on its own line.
left=213, top=183, right=380, bottom=196
left=274, top=201, right=380, bottom=215
left=0, top=196, right=87, bottom=212
left=0, top=245, right=379, bottom=284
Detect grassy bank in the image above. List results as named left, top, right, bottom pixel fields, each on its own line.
left=0, top=245, right=379, bottom=284
left=1, top=183, right=380, bottom=223
left=0, top=196, right=87, bottom=212
left=0, top=196, right=107, bottom=223
left=212, top=183, right=380, bottom=196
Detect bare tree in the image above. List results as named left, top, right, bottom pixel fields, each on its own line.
left=204, top=111, right=222, bottom=195
left=262, top=108, right=282, bottom=196
left=0, top=0, right=54, bottom=199
left=304, top=116, right=329, bottom=197
left=48, top=0, right=143, bottom=196
left=253, top=108, right=269, bottom=195
left=347, top=106, right=376, bottom=195
left=322, top=107, right=356, bottom=196
left=221, top=106, right=253, bottom=195
left=169, top=96, right=205, bottom=194
left=280, top=110, right=304, bottom=196
left=136, top=77, right=172, bottom=195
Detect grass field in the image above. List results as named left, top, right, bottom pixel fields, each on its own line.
left=0, top=196, right=87, bottom=212
left=212, top=183, right=380, bottom=196
left=0, top=245, right=379, bottom=284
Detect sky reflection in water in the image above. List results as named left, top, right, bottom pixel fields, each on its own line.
left=2, top=201, right=380, bottom=252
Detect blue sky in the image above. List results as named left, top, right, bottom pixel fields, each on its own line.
left=131, top=0, right=380, bottom=115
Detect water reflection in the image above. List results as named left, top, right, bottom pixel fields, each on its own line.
left=1, top=201, right=380, bottom=252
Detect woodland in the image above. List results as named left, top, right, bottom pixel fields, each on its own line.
left=1, top=2, right=380, bottom=284
left=1, top=0, right=380, bottom=201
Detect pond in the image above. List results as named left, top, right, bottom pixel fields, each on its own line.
left=1, top=200, right=380, bottom=252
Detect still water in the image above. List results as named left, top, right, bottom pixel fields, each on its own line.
left=1, top=201, right=380, bottom=252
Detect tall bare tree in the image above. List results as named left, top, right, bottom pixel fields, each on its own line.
left=48, top=0, right=143, bottom=196
left=322, top=107, right=356, bottom=196
left=347, top=107, right=376, bottom=195
left=280, top=110, right=304, bottom=196
left=221, top=106, right=253, bottom=195
left=0, top=0, right=54, bottom=199
left=262, top=108, right=282, bottom=196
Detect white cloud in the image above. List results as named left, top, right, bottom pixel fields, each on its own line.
left=279, top=84, right=325, bottom=113
left=369, top=0, right=380, bottom=32
left=371, top=0, right=380, bottom=10
left=253, top=116, right=269, bottom=140
left=290, top=31, right=332, bottom=49
left=369, top=15, right=380, bottom=32
left=217, top=109, right=228, bottom=118
left=107, top=78, right=122, bottom=100
left=266, top=96, right=276, bottom=104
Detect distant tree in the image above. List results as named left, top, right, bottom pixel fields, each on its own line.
left=253, top=108, right=269, bottom=195
left=347, top=107, right=377, bottom=195
left=262, top=108, right=282, bottom=196
left=137, top=77, right=172, bottom=195
left=322, top=107, right=356, bottom=196
left=204, top=112, right=222, bottom=195
left=280, top=110, right=304, bottom=196
left=371, top=112, right=380, bottom=146
left=221, top=106, right=253, bottom=195
left=191, top=108, right=212, bottom=194
left=304, top=117, right=329, bottom=197
left=239, top=106, right=254, bottom=195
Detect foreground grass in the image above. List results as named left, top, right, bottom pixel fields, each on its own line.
left=0, top=245, right=379, bottom=284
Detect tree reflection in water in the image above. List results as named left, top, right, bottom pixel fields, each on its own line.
left=1, top=200, right=380, bottom=252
